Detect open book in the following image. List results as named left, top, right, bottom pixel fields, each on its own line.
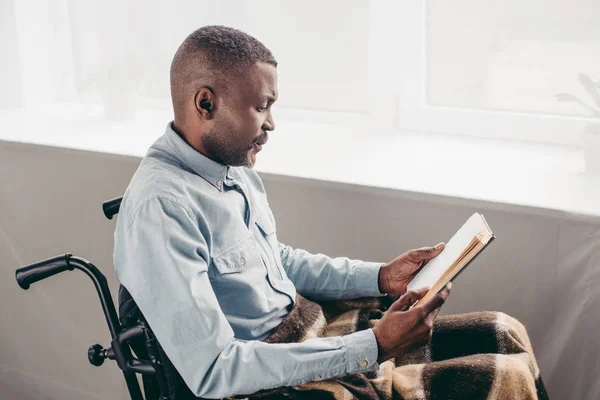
left=407, top=212, right=495, bottom=307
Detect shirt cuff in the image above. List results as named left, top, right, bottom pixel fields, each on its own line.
left=354, top=262, right=386, bottom=297
left=342, top=329, right=380, bottom=374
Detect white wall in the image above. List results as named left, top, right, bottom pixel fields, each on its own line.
left=1, top=140, right=599, bottom=399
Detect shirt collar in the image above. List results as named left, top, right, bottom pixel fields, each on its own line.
left=162, top=122, right=231, bottom=190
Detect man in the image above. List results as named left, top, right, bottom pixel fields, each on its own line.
left=114, top=26, right=544, bottom=399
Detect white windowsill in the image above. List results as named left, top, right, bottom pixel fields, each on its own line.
left=1, top=105, right=599, bottom=221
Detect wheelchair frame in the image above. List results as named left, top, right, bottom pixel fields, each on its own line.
left=14, top=197, right=172, bottom=400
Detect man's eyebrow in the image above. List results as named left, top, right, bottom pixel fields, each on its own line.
left=264, top=93, right=278, bottom=102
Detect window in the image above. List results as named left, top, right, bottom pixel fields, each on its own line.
left=2, top=0, right=598, bottom=148
left=396, top=0, right=600, bottom=146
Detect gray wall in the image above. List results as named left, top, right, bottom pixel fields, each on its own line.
left=2, top=140, right=599, bottom=399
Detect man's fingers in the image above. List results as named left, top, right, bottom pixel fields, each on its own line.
left=425, top=286, right=449, bottom=324
left=428, top=306, right=442, bottom=322
left=420, top=293, right=445, bottom=316
left=394, top=287, right=429, bottom=310
left=440, top=282, right=452, bottom=298
left=419, top=282, right=452, bottom=315
left=409, top=243, right=445, bottom=261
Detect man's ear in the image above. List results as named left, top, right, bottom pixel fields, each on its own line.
left=194, top=87, right=216, bottom=119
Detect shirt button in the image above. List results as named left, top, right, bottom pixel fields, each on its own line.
left=314, top=375, right=322, bottom=381
left=239, top=257, right=246, bottom=266
left=359, top=360, right=368, bottom=368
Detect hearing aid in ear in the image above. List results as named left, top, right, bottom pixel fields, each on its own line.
left=194, top=86, right=216, bottom=114
left=199, top=99, right=212, bottom=111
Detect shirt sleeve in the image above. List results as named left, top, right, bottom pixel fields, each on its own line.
left=278, top=242, right=385, bottom=300
left=113, top=197, right=379, bottom=399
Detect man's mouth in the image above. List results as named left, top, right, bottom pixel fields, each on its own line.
left=252, top=134, right=268, bottom=150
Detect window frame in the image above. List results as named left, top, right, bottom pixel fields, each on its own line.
left=394, top=1, right=598, bottom=147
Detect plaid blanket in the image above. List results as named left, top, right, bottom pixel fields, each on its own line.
left=244, top=295, right=549, bottom=400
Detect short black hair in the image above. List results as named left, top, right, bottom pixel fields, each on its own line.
left=170, top=25, right=277, bottom=120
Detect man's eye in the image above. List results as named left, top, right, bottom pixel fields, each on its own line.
left=257, top=106, right=267, bottom=112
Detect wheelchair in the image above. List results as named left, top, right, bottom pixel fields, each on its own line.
left=15, top=197, right=197, bottom=400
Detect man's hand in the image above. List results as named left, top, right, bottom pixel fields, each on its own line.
left=372, top=283, right=451, bottom=364
left=378, top=243, right=445, bottom=295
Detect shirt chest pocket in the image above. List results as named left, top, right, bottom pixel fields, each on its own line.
left=255, top=213, right=286, bottom=280
left=211, top=237, right=271, bottom=316
left=212, top=237, right=262, bottom=274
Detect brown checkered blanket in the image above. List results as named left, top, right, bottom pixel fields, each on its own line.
left=243, top=295, right=549, bottom=400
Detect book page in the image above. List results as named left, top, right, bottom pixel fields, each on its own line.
left=407, top=213, right=489, bottom=292
left=414, top=238, right=487, bottom=306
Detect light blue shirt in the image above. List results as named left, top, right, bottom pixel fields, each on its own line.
left=113, top=122, right=384, bottom=398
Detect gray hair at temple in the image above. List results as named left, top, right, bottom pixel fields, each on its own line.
left=169, top=25, right=278, bottom=120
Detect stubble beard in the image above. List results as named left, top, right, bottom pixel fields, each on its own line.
left=202, top=127, right=255, bottom=168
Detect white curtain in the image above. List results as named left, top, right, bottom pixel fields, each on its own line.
left=2, top=0, right=209, bottom=120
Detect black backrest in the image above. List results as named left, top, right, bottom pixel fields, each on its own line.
left=118, top=286, right=198, bottom=400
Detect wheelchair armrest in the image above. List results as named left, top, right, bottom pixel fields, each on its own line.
left=111, top=325, right=156, bottom=375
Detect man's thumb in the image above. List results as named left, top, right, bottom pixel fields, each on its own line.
left=413, top=243, right=445, bottom=261
left=393, top=287, right=430, bottom=311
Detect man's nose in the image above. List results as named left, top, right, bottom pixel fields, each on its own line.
left=263, top=110, right=275, bottom=132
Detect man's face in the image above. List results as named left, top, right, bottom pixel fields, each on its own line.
left=202, top=62, right=278, bottom=167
